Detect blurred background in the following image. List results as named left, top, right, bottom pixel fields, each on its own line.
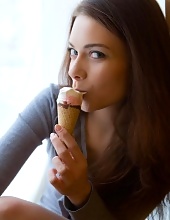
left=0, top=0, right=81, bottom=202
left=0, top=0, right=168, bottom=219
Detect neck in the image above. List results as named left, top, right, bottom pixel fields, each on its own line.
left=85, top=105, right=120, bottom=164
left=87, top=104, right=121, bottom=132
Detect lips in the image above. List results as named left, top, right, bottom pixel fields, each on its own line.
left=72, top=81, right=87, bottom=94
left=74, top=88, right=87, bottom=94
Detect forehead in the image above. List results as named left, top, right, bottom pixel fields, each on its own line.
left=69, top=15, right=125, bottom=50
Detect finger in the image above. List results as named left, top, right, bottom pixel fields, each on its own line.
left=51, top=157, right=74, bottom=183
left=54, top=125, right=84, bottom=161
left=50, top=132, right=62, bottom=151
left=48, top=168, right=63, bottom=187
left=52, top=156, right=68, bottom=176
left=50, top=134, right=74, bottom=166
left=48, top=168, right=60, bottom=183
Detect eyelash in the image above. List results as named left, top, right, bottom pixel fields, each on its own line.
left=89, top=51, right=105, bottom=59
left=67, top=48, right=78, bottom=57
left=67, top=47, right=106, bottom=59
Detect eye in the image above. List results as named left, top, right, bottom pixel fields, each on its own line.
left=68, top=48, right=78, bottom=58
left=90, top=51, right=105, bottom=59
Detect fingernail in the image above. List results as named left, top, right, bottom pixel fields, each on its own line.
left=55, top=124, right=62, bottom=132
left=50, top=133, right=56, bottom=138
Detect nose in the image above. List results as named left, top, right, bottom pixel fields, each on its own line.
left=68, top=58, right=87, bottom=81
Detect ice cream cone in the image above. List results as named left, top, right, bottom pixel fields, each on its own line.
left=57, top=87, right=84, bottom=134
left=57, top=104, right=80, bottom=134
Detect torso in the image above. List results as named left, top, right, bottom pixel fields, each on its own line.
left=85, top=113, right=115, bottom=166
left=82, top=112, right=169, bottom=220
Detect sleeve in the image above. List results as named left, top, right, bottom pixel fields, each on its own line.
left=0, top=84, right=59, bottom=195
left=64, top=184, right=114, bottom=220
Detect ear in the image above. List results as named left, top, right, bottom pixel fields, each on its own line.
left=166, top=0, right=170, bottom=31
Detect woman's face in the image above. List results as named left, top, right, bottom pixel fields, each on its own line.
left=68, top=15, right=129, bottom=112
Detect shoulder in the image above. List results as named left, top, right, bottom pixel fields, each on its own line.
left=21, top=83, right=60, bottom=123
left=17, top=83, right=61, bottom=137
left=31, top=83, right=60, bottom=109
left=38, top=83, right=60, bottom=101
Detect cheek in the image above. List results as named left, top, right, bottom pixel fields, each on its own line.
left=81, top=64, right=129, bottom=112
left=95, top=67, right=129, bottom=103
left=100, top=69, right=128, bottom=93
left=110, top=62, right=129, bottom=91
left=112, top=72, right=128, bottom=91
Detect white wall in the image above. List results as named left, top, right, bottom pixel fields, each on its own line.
left=1, top=0, right=81, bottom=202
left=157, top=0, right=165, bottom=14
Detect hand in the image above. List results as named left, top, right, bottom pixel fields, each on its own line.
left=49, top=125, right=91, bottom=207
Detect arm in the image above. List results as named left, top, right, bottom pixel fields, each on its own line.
left=49, top=125, right=115, bottom=220
left=0, top=84, right=59, bottom=195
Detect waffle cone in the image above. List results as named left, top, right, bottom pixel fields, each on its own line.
left=57, top=105, right=80, bottom=134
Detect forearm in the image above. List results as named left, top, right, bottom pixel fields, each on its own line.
left=0, top=115, right=43, bottom=195
left=0, top=84, right=59, bottom=194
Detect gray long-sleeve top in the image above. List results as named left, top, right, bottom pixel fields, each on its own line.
left=0, top=84, right=114, bottom=220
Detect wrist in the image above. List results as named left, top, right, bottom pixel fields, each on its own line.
left=67, top=182, right=92, bottom=208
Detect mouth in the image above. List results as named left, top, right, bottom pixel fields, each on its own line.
left=74, top=88, right=87, bottom=94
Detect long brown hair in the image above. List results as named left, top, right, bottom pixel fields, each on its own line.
left=58, top=0, right=170, bottom=219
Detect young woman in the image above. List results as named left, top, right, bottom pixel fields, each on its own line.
left=0, top=0, right=170, bottom=219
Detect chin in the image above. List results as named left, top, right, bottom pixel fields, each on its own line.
left=81, top=101, right=102, bottom=112
left=81, top=101, right=93, bottom=112
left=81, top=106, right=91, bottom=113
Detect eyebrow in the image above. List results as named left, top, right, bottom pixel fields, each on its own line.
left=69, top=42, right=110, bottom=50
